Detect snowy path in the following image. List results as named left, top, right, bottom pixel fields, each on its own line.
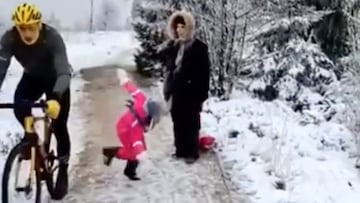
left=57, top=67, right=239, bottom=203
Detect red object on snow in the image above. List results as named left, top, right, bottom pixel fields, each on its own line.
left=115, top=81, right=148, bottom=160
left=199, top=135, right=215, bottom=151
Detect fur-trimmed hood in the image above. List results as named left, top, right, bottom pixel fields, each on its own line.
left=166, top=10, right=195, bottom=41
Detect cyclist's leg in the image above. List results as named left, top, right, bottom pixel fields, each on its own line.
left=45, top=88, right=70, bottom=199
left=14, top=73, right=44, bottom=127
left=46, top=88, right=71, bottom=162
left=13, top=74, right=44, bottom=160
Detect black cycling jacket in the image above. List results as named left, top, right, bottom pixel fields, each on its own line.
left=0, top=23, right=72, bottom=98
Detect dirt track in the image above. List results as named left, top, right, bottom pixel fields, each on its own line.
left=57, top=67, right=242, bottom=203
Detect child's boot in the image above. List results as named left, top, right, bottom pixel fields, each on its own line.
left=102, top=146, right=120, bottom=166
left=124, top=160, right=140, bottom=181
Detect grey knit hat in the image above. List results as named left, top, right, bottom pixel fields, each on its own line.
left=145, top=99, right=162, bottom=127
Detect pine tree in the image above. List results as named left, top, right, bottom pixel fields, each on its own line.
left=132, top=21, right=164, bottom=76
left=131, top=0, right=180, bottom=77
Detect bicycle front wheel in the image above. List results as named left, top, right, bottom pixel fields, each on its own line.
left=2, top=141, right=41, bottom=203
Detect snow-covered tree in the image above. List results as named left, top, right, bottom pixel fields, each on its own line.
left=332, top=5, right=360, bottom=164
left=46, top=12, right=62, bottom=30
left=131, top=0, right=179, bottom=76
left=188, top=0, right=252, bottom=98
left=96, top=0, right=120, bottom=31
left=250, top=0, right=360, bottom=59
left=72, top=20, right=90, bottom=31
left=215, top=0, right=360, bottom=122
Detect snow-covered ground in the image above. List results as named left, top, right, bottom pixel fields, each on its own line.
left=201, top=91, right=360, bottom=203
left=0, top=31, right=138, bottom=187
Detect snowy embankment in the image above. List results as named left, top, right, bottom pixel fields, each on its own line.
left=198, top=14, right=360, bottom=203
left=201, top=92, right=360, bottom=203
left=0, top=31, right=138, bottom=177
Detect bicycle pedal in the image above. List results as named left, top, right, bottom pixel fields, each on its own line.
left=15, top=186, right=30, bottom=193
left=15, top=187, right=25, bottom=192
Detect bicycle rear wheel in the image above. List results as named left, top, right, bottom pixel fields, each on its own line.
left=2, top=141, right=41, bottom=203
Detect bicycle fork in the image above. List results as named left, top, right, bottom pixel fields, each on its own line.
left=13, top=117, right=38, bottom=194
left=26, top=117, right=37, bottom=187
left=29, top=147, right=36, bottom=185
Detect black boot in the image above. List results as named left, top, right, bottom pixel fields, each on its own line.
left=52, top=162, right=69, bottom=200
left=171, top=153, right=185, bottom=160
left=102, top=146, right=120, bottom=166
left=124, top=160, right=140, bottom=181
left=184, top=152, right=199, bottom=164
left=184, top=156, right=199, bottom=164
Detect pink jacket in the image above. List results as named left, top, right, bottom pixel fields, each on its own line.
left=115, top=81, right=148, bottom=161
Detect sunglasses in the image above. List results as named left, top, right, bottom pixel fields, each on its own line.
left=16, top=24, right=39, bottom=32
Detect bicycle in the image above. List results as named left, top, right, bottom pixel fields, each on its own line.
left=0, top=99, right=60, bottom=203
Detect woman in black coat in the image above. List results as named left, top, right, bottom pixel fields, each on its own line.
left=157, top=10, right=210, bottom=164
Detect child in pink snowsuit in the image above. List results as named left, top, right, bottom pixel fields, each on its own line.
left=102, top=72, right=162, bottom=181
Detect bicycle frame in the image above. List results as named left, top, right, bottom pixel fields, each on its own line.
left=24, top=114, right=52, bottom=187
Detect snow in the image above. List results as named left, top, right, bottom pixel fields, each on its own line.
left=63, top=31, right=139, bottom=70
left=0, top=30, right=138, bottom=195
left=201, top=92, right=360, bottom=203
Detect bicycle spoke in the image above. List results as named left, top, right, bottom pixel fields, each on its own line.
left=51, top=165, right=59, bottom=174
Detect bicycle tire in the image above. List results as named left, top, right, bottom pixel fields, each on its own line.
left=42, top=129, right=58, bottom=199
left=2, top=141, right=41, bottom=203
left=45, top=173, right=54, bottom=199
left=43, top=155, right=56, bottom=198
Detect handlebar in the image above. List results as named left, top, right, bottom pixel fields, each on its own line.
left=0, top=99, right=47, bottom=109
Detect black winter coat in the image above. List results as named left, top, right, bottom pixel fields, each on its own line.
left=157, top=39, right=210, bottom=112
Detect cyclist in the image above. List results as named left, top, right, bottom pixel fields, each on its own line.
left=0, top=3, right=72, bottom=200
